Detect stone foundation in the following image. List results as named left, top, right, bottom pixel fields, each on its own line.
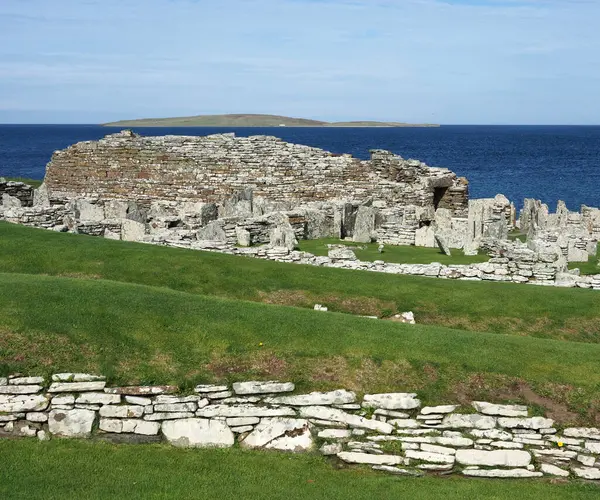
left=1, top=373, right=599, bottom=480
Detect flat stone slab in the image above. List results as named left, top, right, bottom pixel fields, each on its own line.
left=264, top=390, right=356, bottom=406
left=8, top=376, right=45, bottom=385
left=540, top=463, right=570, bottom=477
left=456, top=449, right=532, bottom=467
left=52, top=373, right=105, bottom=382
left=298, top=406, right=393, bottom=434
left=0, top=385, right=43, bottom=395
left=76, top=393, right=121, bottom=405
left=0, top=395, right=49, bottom=413
left=48, top=409, right=95, bottom=438
left=442, top=414, right=497, bottom=429
left=194, top=384, right=229, bottom=393
left=241, top=418, right=310, bottom=449
left=372, top=466, right=421, bottom=476
left=363, top=393, right=421, bottom=410
left=463, top=468, right=543, bottom=478
left=497, top=417, right=554, bottom=429
left=196, top=404, right=295, bottom=418
left=572, top=467, right=600, bottom=480
left=338, top=452, right=403, bottom=466
left=104, top=385, right=178, bottom=395
left=99, top=405, right=145, bottom=418
left=472, top=401, right=528, bottom=417
left=563, top=427, right=600, bottom=439
left=405, top=450, right=455, bottom=464
left=161, top=418, right=234, bottom=448
left=421, top=405, right=458, bottom=415
left=232, top=381, right=295, bottom=395
left=48, top=382, right=106, bottom=393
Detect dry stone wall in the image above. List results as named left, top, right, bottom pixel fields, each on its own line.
left=2, top=373, right=600, bottom=481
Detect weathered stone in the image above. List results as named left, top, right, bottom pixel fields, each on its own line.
left=421, top=405, right=458, bottom=415
left=226, top=417, right=260, bottom=427
left=497, top=417, right=554, bottom=430
left=194, top=384, right=229, bottom=394
left=154, top=403, right=197, bottom=413
left=563, top=427, right=600, bottom=439
left=48, top=381, right=106, bottom=393
left=352, top=206, right=375, bottom=243
left=455, top=449, right=532, bottom=467
left=421, top=443, right=456, bottom=455
left=197, top=404, right=295, bottom=418
left=161, top=418, right=234, bottom=448
left=337, top=452, right=403, bottom=466
left=0, top=385, right=42, bottom=395
left=584, top=441, right=600, bottom=454
left=298, top=406, right=393, bottom=434
left=232, top=381, right=294, bottom=395
left=472, top=401, right=528, bottom=417
left=320, top=442, right=343, bottom=455
left=405, top=450, right=455, bottom=464
left=25, top=412, right=48, bottom=422
left=434, top=234, right=451, bottom=256
left=441, top=414, right=496, bottom=429
left=52, top=373, right=105, bottom=382
left=540, top=463, right=570, bottom=477
left=242, top=418, right=312, bottom=451
left=8, top=376, right=45, bottom=385
left=0, top=394, right=49, bottom=413
left=144, top=412, right=195, bottom=421
left=372, top=465, right=420, bottom=476
left=264, top=390, right=356, bottom=406
left=76, top=393, right=121, bottom=405
left=462, top=468, right=542, bottom=478
left=318, top=429, right=352, bottom=439
left=104, top=385, right=177, bottom=395
left=362, top=393, right=421, bottom=410
left=125, top=396, right=153, bottom=405
left=99, top=405, right=145, bottom=418
left=572, top=467, right=600, bottom=480
left=48, top=409, right=95, bottom=438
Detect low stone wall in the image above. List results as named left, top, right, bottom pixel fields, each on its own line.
left=1, top=374, right=599, bottom=480
left=158, top=239, right=600, bottom=290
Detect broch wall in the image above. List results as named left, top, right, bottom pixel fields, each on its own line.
left=1, top=373, right=599, bottom=481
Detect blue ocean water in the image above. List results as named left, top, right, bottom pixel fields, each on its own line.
left=1, top=124, right=599, bottom=211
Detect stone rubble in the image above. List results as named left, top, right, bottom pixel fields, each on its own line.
left=1, top=373, right=599, bottom=481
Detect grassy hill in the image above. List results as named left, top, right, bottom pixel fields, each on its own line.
left=2, top=221, right=600, bottom=495
left=1, top=222, right=600, bottom=423
left=102, top=113, right=440, bottom=128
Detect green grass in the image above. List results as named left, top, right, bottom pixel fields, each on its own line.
left=3, top=177, right=42, bottom=188
left=1, top=222, right=599, bottom=343
left=297, top=237, right=489, bottom=265
left=1, top=440, right=598, bottom=500
left=569, top=248, right=600, bottom=275
left=1, top=271, right=600, bottom=419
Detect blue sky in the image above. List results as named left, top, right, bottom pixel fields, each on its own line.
left=0, top=0, right=598, bottom=124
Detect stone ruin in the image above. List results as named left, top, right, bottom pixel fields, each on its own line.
left=2, top=373, right=600, bottom=480
left=0, top=131, right=598, bottom=287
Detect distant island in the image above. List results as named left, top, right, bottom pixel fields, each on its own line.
left=102, top=114, right=440, bottom=128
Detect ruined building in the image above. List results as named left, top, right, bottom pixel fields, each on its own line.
left=1, top=131, right=598, bottom=287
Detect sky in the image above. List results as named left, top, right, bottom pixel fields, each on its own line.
left=0, top=0, right=598, bottom=124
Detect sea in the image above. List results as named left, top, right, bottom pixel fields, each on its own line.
left=1, top=124, right=599, bottom=211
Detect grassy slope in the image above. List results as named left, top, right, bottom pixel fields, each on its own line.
left=101, top=113, right=438, bottom=127
left=1, top=441, right=598, bottom=500
left=1, top=271, right=599, bottom=420
left=298, top=238, right=489, bottom=265
left=1, top=222, right=599, bottom=343
left=3, top=177, right=43, bottom=188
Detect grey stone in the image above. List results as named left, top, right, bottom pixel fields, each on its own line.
left=472, top=401, right=528, bottom=417
left=362, top=393, right=421, bottom=410
left=161, top=418, right=234, bottom=448
left=232, top=381, right=294, bottom=395
left=48, top=409, right=96, bottom=438
left=455, top=449, right=532, bottom=467
left=264, top=390, right=356, bottom=406
left=48, top=381, right=106, bottom=393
